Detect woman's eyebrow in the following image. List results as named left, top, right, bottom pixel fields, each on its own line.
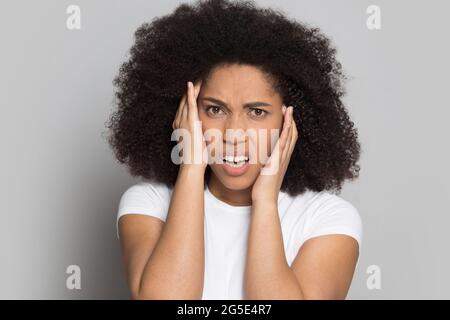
left=202, top=97, right=272, bottom=109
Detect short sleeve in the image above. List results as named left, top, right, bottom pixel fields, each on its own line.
left=116, top=181, right=170, bottom=239
left=302, top=193, right=363, bottom=249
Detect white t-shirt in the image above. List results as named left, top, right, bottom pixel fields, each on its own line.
left=116, top=180, right=362, bottom=300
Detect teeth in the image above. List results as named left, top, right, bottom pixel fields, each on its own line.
left=225, top=161, right=246, bottom=168
left=223, top=155, right=249, bottom=163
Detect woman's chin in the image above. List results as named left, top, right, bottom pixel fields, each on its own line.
left=210, top=164, right=259, bottom=191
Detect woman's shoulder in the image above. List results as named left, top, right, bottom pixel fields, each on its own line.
left=282, top=189, right=360, bottom=215
left=308, top=190, right=360, bottom=214
left=122, top=179, right=173, bottom=201
left=281, top=189, right=363, bottom=247
left=117, top=179, right=173, bottom=224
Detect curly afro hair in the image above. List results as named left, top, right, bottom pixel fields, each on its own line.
left=106, top=0, right=361, bottom=196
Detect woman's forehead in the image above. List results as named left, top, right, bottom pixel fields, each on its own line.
left=205, top=64, right=273, bottom=87
left=200, top=66, right=280, bottom=104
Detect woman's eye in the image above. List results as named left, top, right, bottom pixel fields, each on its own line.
left=249, top=108, right=268, bottom=118
left=206, top=105, right=224, bottom=115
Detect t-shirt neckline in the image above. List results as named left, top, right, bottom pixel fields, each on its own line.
left=205, top=183, right=252, bottom=214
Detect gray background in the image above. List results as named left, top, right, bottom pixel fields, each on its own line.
left=1, top=0, right=449, bottom=299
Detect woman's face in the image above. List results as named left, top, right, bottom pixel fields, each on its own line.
left=197, top=64, right=284, bottom=191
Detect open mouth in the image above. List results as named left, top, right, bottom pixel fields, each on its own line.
left=222, top=155, right=249, bottom=168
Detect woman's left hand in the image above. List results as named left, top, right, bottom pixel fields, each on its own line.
left=251, top=105, right=298, bottom=204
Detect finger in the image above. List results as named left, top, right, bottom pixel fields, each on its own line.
left=281, top=107, right=293, bottom=161
left=180, top=84, right=189, bottom=122
left=187, top=81, right=201, bottom=120
left=178, top=92, right=187, bottom=112
left=173, top=91, right=187, bottom=129
left=194, top=79, right=202, bottom=97
left=187, top=81, right=195, bottom=115
left=266, top=105, right=289, bottom=166
left=263, top=105, right=292, bottom=173
left=279, top=105, right=291, bottom=152
left=192, top=79, right=202, bottom=118
left=268, top=132, right=281, bottom=166
left=287, top=112, right=298, bottom=156
left=282, top=106, right=294, bottom=160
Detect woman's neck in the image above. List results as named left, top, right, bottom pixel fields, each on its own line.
left=207, top=174, right=253, bottom=206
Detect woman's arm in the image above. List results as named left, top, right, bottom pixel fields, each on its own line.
left=244, top=199, right=304, bottom=299
left=245, top=106, right=359, bottom=299
left=119, top=80, right=207, bottom=299
left=119, top=165, right=205, bottom=300
left=244, top=199, right=359, bottom=299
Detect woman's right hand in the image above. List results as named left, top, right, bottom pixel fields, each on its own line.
left=172, top=80, right=208, bottom=171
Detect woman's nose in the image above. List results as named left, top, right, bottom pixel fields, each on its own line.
left=223, top=115, right=247, bottom=143
left=225, top=112, right=249, bottom=130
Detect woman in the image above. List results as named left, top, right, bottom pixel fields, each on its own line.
left=107, top=0, right=362, bottom=299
